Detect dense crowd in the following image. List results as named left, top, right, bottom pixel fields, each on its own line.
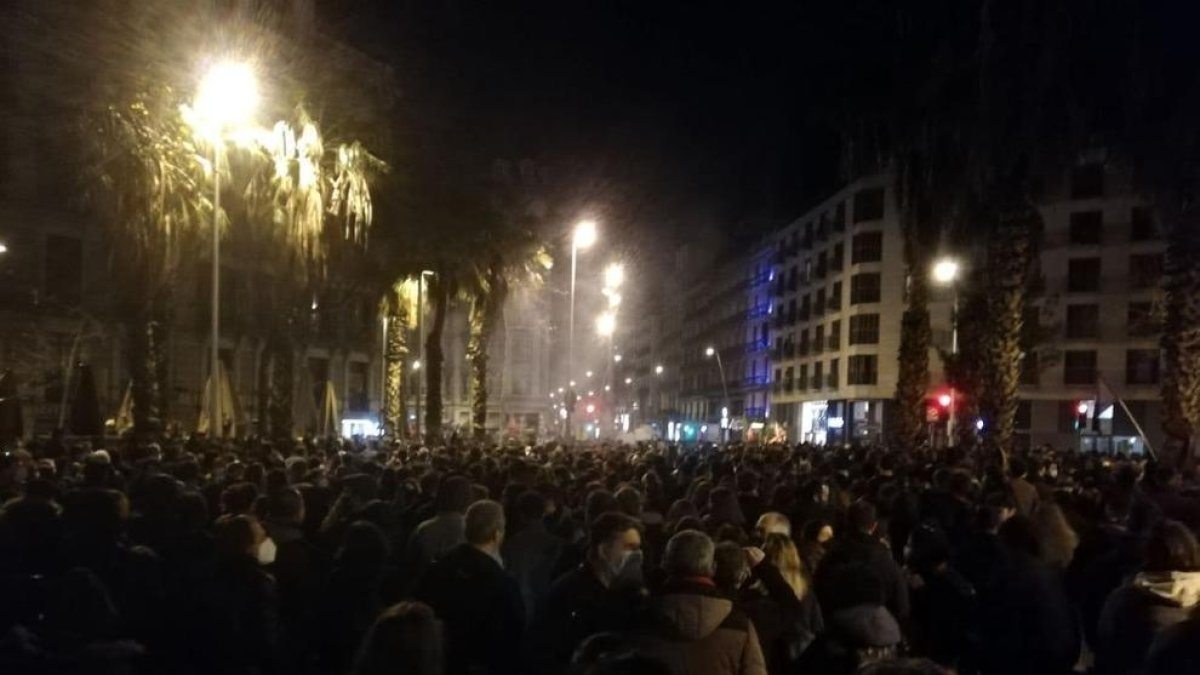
left=1, top=435, right=1199, bottom=675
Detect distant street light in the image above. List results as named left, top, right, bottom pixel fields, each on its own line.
left=194, top=59, right=258, bottom=439
left=412, top=360, right=421, bottom=371
left=625, top=377, right=633, bottom=385
left=614, top=354, right=623, bottom=363
left=705, top=346, right=716, bottom=357
left=596, top=312, right=616, bottom=337
left=586, top=370, right=594, bottom=379
left=705, top=346, right=730, bottom=441
left=932, top=257, right=961, bottom=443
left=0, top=243, right=8, bottom=255
left=655, top=364, right=664, bottom=375
left=604, top=262, right=625, bottom=289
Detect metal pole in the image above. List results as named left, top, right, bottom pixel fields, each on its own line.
left=567, top=243, right=577, bottom=439
left=947, top=286, right=958, bottom=445
left=211, top=146, right=221, bottom=439
left=416, top=274, right=424, bottom=441
left=715, top=351, right=730, bottom=442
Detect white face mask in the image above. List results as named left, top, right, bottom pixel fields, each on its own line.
left=257, top=537, right=277, bottom=565
left=610, top=549, right=644, bottom=582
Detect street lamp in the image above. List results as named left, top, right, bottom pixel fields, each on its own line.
left=568, top=220, right=597, bottom=438
left=0, top=243, right=8, bottom=255
left=705, top=346, right=731, bottom=441
left=625, top=377, right=633, bottom=385
left=412, top=360, right=421, bottom=371
left=194, top=59, right=257, bottom=439
left=655, top=364, right=664, bottom=375
left=932, top=257, right=961, bottom=444
left=614, top=354, right=623, bottom=363
left=596, top=312, right=616, bottom=337
left=604, top=262, right=625, bottom=290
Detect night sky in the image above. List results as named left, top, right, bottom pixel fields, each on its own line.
left=319, top=1, right=857, bottom=245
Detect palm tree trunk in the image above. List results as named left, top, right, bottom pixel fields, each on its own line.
left=980, top=195, right=1040, bottom=453
left=383, top=289, right=410, bottom=438
left=892, top=160, right=933, bottom=448
left=467, top=295, right=490, bottom=440
left=125, top=312, right=162, bottom=438
left=150, top=295, right=171, bottom=429
left=267, top=327, right=294, bottom=439
left=1161, top=206, right=1200, bottom=462
left=424, top=279, right=449, bottom=441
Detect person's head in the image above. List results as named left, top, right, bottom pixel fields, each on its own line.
left=906, top=522, right=951, bottom=575
left=736, top=470, right=760, bottom=494
left=516, top=490, right=548, bottom=527
left=998, top=515, right=1041, bottom=558
left=435, top=476, right=472, bottom=514
left=220, top=482, right=258, bottom=515
left=713, top=541, right=750, bottom=593
left=465, top=499, right=506, bottom=552
left=708, top=487, right=745, bottom=526
left=978, top=491, right=1017, bottom=533
left=353, top=601, right=443, bottom=675
left=588, top=512, right=643, bottom=585
left=266, top=487, right=305, bottom=525
left=615, top=486, right=643, bottom=518
left=1143, top=520, right=1200, bottom=573
left=663, top=529, right=715, bottom=579
left=755, top=511, right=791, bottom=540
left=338, top=520, right=390, bottom=568
left=1010, top=457, right=1028, bottom=480
left=857, top=658, right=951, bottom=675
left=215, top=514, right=265, bottom=560
left=586, top=490, right=620, bottom=525
left=762, top=533, right=808, bottom=598
left=848, top=499, right=878, bottom=535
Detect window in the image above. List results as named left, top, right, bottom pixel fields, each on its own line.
left=799, top=364, right=808, bottom=391
left=1063, top=350, right=1098, bottom=385
left=815, top=288, right=826, bottom=316
left=1069, top=211, right=1102, bottom=244
left=800, top=295, right=811, bottom=320
left=828, top=358, right=839, bottom=388
left=832, top=243, right=845, bottom=271
left=1071, top=164, right=1104, bottom=199
left=850, top=273, right=882, bottom=304
left=785, top=367, right=795, bottom=391
left=829, top=282, right=843, bottom=310
left=787, top=299, right=796, bottom=324
left=1067, top=258, right=1101, bottom=293
left=511, top=373, right=531, bottom=396
left=1130, top=254, right=1163, bottom=290
left=847, top=355, right=879, bottom=385
left=1126, top=349, right=1160, bottom=385
left=348, top=361, right=369, bottom=412
left=1128, top=302, right=1157, bottom=337
left=813, top=324, right=824, bottom=352
left=851, top=231, right=884, bottom=263
left=1021, top=351, right=1040, bottom=386
left=510, top=329, right=533, bottom=363
left=1131, top=206, right=1157, bottom=241
left=833, top=202, right=846, bottom=232
left=816, top=251, right=828, bottom=278
left=828, top=320, right=841, bottom=349
left=1015, top=401, right=1032, bottom=429
left=799, top=329, right=810, bottom=355
left=45, top=234, right=83, bottom=306
left=1065, top=304, right=1100, bottom=339
left=853, top=187, right=885, bottom=222
left=813, top=361, right=824, bottom=389
left=849, top=313, right=881, bottom=344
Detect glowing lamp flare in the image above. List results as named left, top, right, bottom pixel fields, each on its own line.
left=574, top=220, right=598, bottom=249
left=932, top=259, right=960, bottom=284
left=1077, top=402, right=1089, bottom=415
left=596, top=312, right=616, bottom=337
left=937, top=393, right=952, bottom=408
left=604, top=263, right=625, bottom=289
left=195, top=60, right=258, bottom=132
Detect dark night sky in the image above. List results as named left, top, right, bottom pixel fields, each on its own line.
left=318, top=1, right=858, bottom=244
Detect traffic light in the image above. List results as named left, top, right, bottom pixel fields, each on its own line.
left=937, top=393, right=952, bottom=409
left=1074, top=401, right=1089, bottom=431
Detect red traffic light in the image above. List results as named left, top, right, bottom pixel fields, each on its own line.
left=1076, top=402, right=1089, bottom=416
left=937, top=393, right=952, bottom=408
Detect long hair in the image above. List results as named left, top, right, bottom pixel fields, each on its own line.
left=353, top=602, right=443, bottom=675
left=762, top=533, right=808, bottom=599
left=1032, top=502, right=1078, bottom=569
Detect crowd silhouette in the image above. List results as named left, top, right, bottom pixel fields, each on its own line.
left=1, top=436, right=1199, bottom=675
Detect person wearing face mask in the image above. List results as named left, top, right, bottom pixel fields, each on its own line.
left=529, top=511, right=646, bottom=675
left=181, top=514, right=281, bottom=675
left=416, top=499, right=524, bottom=675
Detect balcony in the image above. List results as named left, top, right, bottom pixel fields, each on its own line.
left=773, top=381, right=782, bottom=394
left=783, top=343, right=796, bottom=359
left=827, top=373, right=838, bottom=388
left=784, top=380, right=795, bottom=393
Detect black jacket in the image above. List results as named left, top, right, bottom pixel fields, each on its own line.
left=976, top=551, right=1079, bottom=675
left=816, top=531, right=910, bottom=622
left=416, top=544, right=525, bottom=675
left=736, top=562, right=823, bottom=675
left=529, top=564, right=644, bottom=674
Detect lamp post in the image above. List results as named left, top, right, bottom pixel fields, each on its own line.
left=567, top=220, right=596, bottom=438
left=195, top=60, right=257, bottom=439
left=932, top=258, right=960, bottom=445
left=705, top=346, right=730, bottom=442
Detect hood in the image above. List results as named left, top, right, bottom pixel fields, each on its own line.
left=1133, top=570, right=1200, bottom=608
left=829, top=605, right=901, bottom=648
left=652, top=583, right=733, bottom=641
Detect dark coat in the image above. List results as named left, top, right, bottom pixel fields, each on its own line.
left=632, top=579, right=767, bottom=675
left=1145, top=616, right=1200, bottom=675
left=736, top=562, right=823, bottom=675
left=416, top=544, right=525, bottom=675
left=976, top=551, right=1079, bottom=675
left=182, top=555, right=281, bottom=675
left=909, top=566, right=977, bottom=670
left=501, top=522, right=564, bottom=620
left=815, top=531, right=910, bottom=622
left=528, top=564, right=643, bottom=674
left=1095, top=571, right=1200, bottom=675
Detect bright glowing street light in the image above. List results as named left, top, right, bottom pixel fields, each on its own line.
left=655, top=365, right=664, bottom=375
left=705, top=346, right=715, bottom=357
left=624, top=377, right=633, bottom=385
left=604, top=385, right=611, bottom=392
left=604, top=262, right=625, bottom=289
left=596, top=312, right=616, bottom=337
left=614, top=354, right=623, bottom=363
left=0, top=243, right=7, bottom=254
left=932, top=258, right=960, bottom=284
left=574, top=220, right=598, bottom=249
left=195, top=60, right=259, bottom=135
left=558, top=387, right=565, bottom=393
left=412, top=360, right=421, bottom=371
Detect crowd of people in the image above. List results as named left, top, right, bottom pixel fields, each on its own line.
left=1, top=435, right=1199, bottom=675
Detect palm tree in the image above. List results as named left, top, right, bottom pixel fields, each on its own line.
left=380, top=278, right=418, bottom=437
